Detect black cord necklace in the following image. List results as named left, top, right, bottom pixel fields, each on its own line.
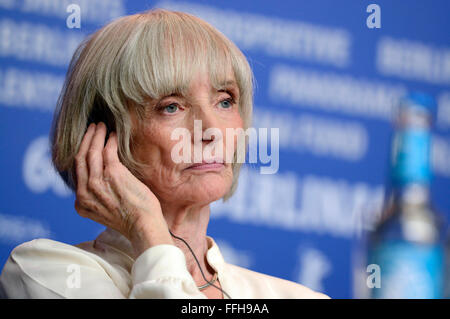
left=169, top=229, right=232, bottom=299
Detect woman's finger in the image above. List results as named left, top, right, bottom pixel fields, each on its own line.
left=87, top=122, right=107, bottom=182
left=104, top=131, right=119, bottom=166
left=75, top=123, right=96, bottom=191
left=102, top=131, right=123, bottom=202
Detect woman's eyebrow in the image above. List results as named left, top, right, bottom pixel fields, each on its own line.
left=146, top=92, right=181, bottom=109
left=217, top=80, right=239, bottom=95
left=154, top=81, right=239, bottom=101
left=157, top=92, right=183, bottom=100
left=218, top=80, right=238, bottom=88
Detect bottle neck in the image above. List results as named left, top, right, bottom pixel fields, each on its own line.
left=389, top=103, right=433, bottom=208
left=390, top=127, right=432, bottom=192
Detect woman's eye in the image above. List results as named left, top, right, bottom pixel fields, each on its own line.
left=163, top=104, right=179, bottom=114
left=219, top=99, right=234, bottom=109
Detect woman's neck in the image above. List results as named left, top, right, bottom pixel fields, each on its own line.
left=160, top=202, right=215, bottom=285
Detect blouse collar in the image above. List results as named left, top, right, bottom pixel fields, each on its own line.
left=95, top=227, right=227, bottom=275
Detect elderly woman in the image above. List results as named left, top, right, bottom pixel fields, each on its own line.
left=0, top=9, right=328, bottom=299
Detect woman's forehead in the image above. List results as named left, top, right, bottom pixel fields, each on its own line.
left=158, top=69, right=239, bottom=98
left=188, top=71, right=237, bottom=88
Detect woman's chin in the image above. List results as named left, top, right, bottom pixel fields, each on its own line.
left=183, top=176, right=231, bottom=204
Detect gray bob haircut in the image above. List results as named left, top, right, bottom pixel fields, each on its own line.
left=50, top=8, right=255, bottom=202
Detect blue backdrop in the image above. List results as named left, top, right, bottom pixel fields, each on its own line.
left=1, top=0, right=449, bottom=299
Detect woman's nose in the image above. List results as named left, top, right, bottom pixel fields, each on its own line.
left=190, top=105, right=224, bottom=147
left=196, top=106, right=219, bottom=132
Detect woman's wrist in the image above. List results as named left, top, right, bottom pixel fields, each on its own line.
left=129, top=216, right=175, bottom=257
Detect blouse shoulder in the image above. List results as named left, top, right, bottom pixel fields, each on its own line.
left=224, top=263, right=330, bottom=299
left=0, top=237, right=131, bottom=298
left=5, top=237, right=113, bottom=265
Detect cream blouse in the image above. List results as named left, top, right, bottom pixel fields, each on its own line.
left=0, top=228, right=329, bottom=299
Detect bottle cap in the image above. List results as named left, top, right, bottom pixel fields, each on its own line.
left=400, top=92, right=436, bottom=119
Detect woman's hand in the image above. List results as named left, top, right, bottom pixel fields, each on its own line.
left=74, top=122, right=174, bottom=256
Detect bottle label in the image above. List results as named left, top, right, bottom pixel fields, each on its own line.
left=369, top=240, right=443, bottom=298
left=391, top=129, right=431, bottom=186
